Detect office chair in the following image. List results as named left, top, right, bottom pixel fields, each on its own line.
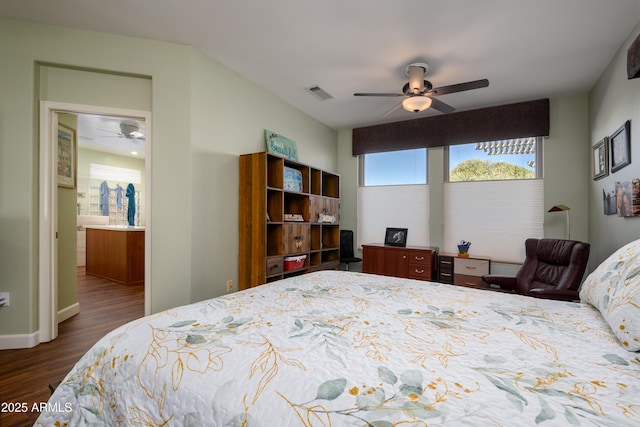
left=340, top=230, right=362, bottom=271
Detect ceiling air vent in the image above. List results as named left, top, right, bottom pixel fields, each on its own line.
left=305, top=85, right=333, bottom=101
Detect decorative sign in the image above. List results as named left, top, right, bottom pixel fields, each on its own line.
left=265, top=130, right=299, bottom=161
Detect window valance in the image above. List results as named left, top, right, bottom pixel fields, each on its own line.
left=352, top=98, right=549, bottom=156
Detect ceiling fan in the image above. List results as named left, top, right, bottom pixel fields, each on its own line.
left=98, top=120, right=145, bottom=140
left=354, top=62, right=489, bottom=115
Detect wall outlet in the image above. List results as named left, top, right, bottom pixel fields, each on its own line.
left=226, top=280, right=233, bottom=293
left=0, top=292, right=9, bottom=307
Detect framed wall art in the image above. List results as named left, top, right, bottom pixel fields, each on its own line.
left=384, top=227, right=408, bottom=247
left=615, top=180, right=634, bottom=217
left=602, top=184, right=617, bottom=215
left=610, top=120, right=631, bottom=173
left=592, top=137, right=608, bottom=180
left=57, top=123, right=76, bottom=188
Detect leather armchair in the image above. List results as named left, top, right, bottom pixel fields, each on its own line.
left=482, top=238, right=590, bottom=301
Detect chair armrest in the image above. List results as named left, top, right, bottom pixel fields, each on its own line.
left=528, top=288, right=579, bottom=302
left=481, top=275, right=517, bottom=290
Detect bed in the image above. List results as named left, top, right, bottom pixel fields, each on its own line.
left=36, top=241, right=640, bottom=426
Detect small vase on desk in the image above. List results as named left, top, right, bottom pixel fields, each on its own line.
left=457, top=245, right=470, bottom=257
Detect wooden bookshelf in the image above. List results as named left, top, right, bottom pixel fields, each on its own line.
left=239, top=152, right=340, bottom=289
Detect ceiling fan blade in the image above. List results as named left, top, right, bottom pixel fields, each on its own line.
left=429, top=79, right=489, bottom=96
left=382, top=100, right=405, bottom=116
left=354, top=92, right=404, bottom=97
left=97, top=127, right=121, bottom=135
left=429, top=97, right=456, bottom=114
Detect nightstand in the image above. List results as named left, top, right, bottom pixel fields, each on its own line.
left=439, top=254, right=490, bottom=288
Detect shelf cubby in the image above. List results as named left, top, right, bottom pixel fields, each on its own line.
left=310, top=168, right=322, bottom=196
left=266, top=224, right=283, bottom=256
left=322, top=224, right=340, bottom=249
left=284, top=193, right=310, bottom=222
left=267, top=156, right=283, bottom=189
left=310, top=224, right=321, bottom=251
left=267, top=189, right=283, bottom=222
left=322, top=171, right=340, bottom=198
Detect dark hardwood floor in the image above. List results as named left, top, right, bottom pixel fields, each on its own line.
left=0, top=267, right=144, bottom=427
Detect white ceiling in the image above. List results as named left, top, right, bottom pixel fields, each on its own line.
left=2, top=0, right=640, bottom=130
left=76, top=114, right=146, bottom=159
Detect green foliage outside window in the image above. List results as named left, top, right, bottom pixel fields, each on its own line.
left=450, top=159, right=535, bottom=182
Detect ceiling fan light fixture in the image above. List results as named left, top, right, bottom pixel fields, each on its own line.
left=406, top=63, right=428, bottom=93
left=402, top=96, right=432, bottom=113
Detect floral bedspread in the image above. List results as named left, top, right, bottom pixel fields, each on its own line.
left=36, top=271, right=640, bottom=426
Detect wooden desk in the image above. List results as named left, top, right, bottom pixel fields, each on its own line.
left=86, top=226, right=145, bottom=285
left=362, top=244, right=438, bottom=281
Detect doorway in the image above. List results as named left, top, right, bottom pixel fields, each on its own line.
left=39, top=101, right=152, bottom=343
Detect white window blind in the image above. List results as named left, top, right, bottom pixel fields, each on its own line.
left=443, top=180, right=544, bottom=263
left=357, top=185, right=429, bottom=248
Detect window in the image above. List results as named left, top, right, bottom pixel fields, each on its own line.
left=90, top=163, right=142, bottom=184
left=357, top=148, right=429, bottom=248
left=361, top=148, right=427, bottom=186
left=442, top=180, right=544, bottom=262
left=443, top=137, right=544, bottom=262
left=446, top=137, right=542, bottom=182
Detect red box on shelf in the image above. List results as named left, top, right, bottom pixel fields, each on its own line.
left=284, top=255, right=307, bottom=271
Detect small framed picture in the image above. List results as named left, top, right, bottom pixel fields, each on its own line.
left=57, top=123, right=76, bottom=188
left=615, top=181, right=634, bottom=217
left=592, top=137, right=608, bottom=180
left=610, top=120, right=631, bottom=173
left=384, top=227, right=408, bottom=247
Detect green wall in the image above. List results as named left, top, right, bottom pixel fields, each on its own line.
left=589, top=22, right=640, bottom=267
left=0, top=18, right=337, bottom=341
left=187, top=48, right=338, bottom=302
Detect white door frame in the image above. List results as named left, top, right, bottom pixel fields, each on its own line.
left=39, top=101, right=152, bottom=343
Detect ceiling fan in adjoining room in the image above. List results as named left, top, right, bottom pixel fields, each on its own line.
left=354, top=62, right=489, bottom=115
left=98, top=119, right=146, bottom=141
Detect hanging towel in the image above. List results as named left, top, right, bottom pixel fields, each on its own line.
left=126, top=183, right=136, bottom=226
left=100, top=181, right=110, bottom=216
left=115, top=184, right=124, bottom=210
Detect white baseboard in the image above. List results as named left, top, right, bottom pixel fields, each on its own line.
left=0, top=331, right=39, bottom=350
left=58, top=302, right=80, bottom=323
left=0, top=303, right=80, bottom=349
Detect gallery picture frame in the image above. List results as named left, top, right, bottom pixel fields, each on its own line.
left=384, top=227, right=408, bottom=247
left=592, top=137, right=609, bottom=180
left=57, top=122, right=77, bottom=188
left=610, top=120, right=631, bottom=173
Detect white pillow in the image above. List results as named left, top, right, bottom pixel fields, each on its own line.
left=580, top=239, right=640, bottom=352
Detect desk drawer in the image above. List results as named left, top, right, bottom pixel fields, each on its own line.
left=408, top=250, right=432, bottom=267
left=454, top=258, right=489, bottom=277
left=266, top=256, right=283, bottom=275
left=454, top=273, right=486, bottom=288
left=438, top=255, right=454, bottom=284
left=408, top=265, right=431, bottom=281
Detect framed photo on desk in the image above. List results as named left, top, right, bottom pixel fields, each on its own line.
left=384, top=227, right=408, bottom=247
